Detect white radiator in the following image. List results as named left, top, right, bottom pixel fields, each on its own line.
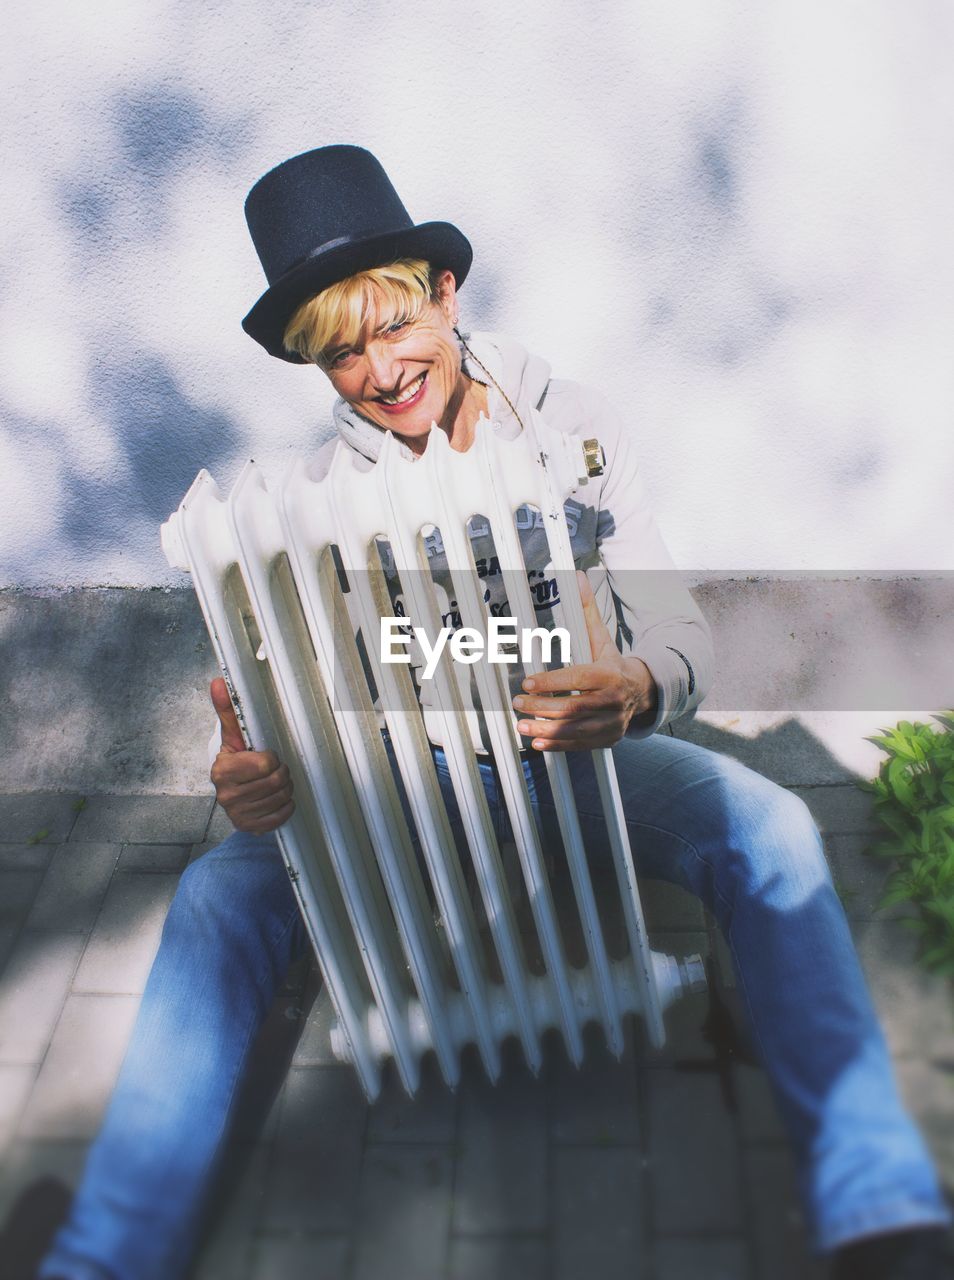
left=161, top=411, right=705, bottom=1101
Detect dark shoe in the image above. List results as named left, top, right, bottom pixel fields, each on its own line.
left=831, top=1226, right=954, bottom=1279
left=0, top=1176, right=71, bottom=1280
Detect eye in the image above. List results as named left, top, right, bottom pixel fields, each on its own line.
left=386, top=319, right=409, bottom=336
left=328, top=348, right=355, bottom=370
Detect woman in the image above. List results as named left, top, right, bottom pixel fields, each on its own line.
left=38, top=146, right=951, bottom=1280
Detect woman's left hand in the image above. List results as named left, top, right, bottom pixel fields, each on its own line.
left=511, top=571, right=658, bottom=751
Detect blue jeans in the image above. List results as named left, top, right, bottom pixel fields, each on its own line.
left=41, top=733, right=950, bottom=1278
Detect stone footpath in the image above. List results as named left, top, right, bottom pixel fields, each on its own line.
left=0, top=774, right=952, bottom=1280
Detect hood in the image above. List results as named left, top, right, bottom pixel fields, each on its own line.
left=332, top=331, right=552, bottom=464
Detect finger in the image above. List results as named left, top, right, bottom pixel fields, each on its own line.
left=577, top=569, right=614, bottom=662
left=212, top=751, right=283, bottom=789
left=513, top=689, right=615, bottom=721
left=210, top=678, right=247, bottom=753
left=520, top=664, right=616, bottom=695
left=232, top=783, right=295, bottom=820
left=236, top=799, right=296, bottom=835
left=216, top=768, right=292, bottom=810
left=522, top=715, right=624, bottom=752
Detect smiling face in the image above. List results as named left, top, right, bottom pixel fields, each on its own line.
left=324, top=273, right=469, bottom=450
left=284, top=260, right=484, bottom=454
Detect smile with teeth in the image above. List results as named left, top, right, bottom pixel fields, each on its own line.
left=378, top=372, right=427, bottom=405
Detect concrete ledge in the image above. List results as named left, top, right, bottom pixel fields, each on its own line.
left=1, top=580, right=950, bottom=794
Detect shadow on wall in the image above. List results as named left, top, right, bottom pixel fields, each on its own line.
left=62, top=356, right=242, bottom=555
left=37, top=85, right=252, bottom=576
left=60, top=84, right=250, bottom=245
left=625, top=89, right=796, bottom=372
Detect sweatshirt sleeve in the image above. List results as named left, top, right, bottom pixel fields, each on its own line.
left=577, top=385, right=715, bottom=736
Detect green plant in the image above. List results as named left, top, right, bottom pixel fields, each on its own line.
left=860, top=713, right=954, bottom=977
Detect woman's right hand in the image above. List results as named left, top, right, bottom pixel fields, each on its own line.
left=209, top=677, right=295, bottom=833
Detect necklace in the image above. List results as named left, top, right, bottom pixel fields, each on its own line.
left=454, top=328, right=527, bottom=433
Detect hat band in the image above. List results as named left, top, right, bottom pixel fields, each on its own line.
left=305, top=233, right=358, bottom=260
left=282, top=228, right=407, bottom=281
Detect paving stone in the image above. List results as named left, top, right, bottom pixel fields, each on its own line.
left=674, top=713, right=861, bottom=786
left=261, top=1067, right=366, bottom=1233
left=0, top=1140, right=91, bottom=1222
left=352, top=1145, right=453, bottom=1280
left=647, top=1070, right=743, bottom=1233
left=550, top=1030, right=640, bottom=1146
left=640, top=880, right=706, bottom=931
left=0, top=794, right=83, bottom=844
left=70, top=794, right=213, bottom=845
left=0, top=931, right=86, bottom=1063
left=648, top=983, right=711, bottom=1065
left=367, top=1055, right=457, bottom=1144
left=448, top=1237, right=549, bottom=1280
left=0, top=1064, right=37, bottom=1151
left=896, top=1058, right=954, bottom=1188
left=735, top=1065, right=786, bottom=1144
left=0, top=923, right=19, bottom=975
left=654, top=1237, right=750, bottom=1280
left=854, top=921, right=954, bottom=1061
left=453, top=1061, right=547, bottom=1233
left=825, top=833, right=908, bottom=922
left=276, top=1065, right=368, bottom=1148
left=788, top=784, right=877, bottom=835
left=192, top=1144, right=269, bottom=1280
left=261, top=1143, right=364, bottom=1234
left=72, top=872, right=179, bottom=995
left=18, top=994, right=139, bottom=1139
left=0, top=870, right=44, bottom=921
left=24, top=843, right=120, bottom=933
left=553, top=1147, right=645, bottom=1280
left=230, top=995, right=301, bottom=1145
left=292, top=980, right=343, bottom=1067
left=249, top=1234, right=350, bottom=1279
left=0, top=842, right=58, bottom=871
left=118, top=842, right=191, bottom=872
left=744, top=1146, right=822, bottom=1279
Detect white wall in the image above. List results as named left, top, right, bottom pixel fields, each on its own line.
left=3, top=0, right=952, bottom=586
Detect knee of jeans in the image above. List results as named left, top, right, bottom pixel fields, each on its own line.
left=716, top=779, right=831, bottom=914
left=169, top=852, right=225, bottom=934
left=170, top=832, right=275, bottom=929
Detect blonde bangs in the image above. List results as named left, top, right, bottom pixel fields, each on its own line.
left=283, top=259, right=438, bottom=365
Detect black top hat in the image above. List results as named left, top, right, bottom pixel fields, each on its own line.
left=241, top=145, right=473, bottom=363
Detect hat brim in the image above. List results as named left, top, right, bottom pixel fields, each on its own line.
left=241, top=222, right=473, bottom=363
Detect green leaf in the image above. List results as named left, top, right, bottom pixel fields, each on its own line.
left=921, top=943, right=954, bottom=971
left=900, top=917, right=930, bottom=936
left=857, top=712, right=954, bottom=982
left=879, top=883, right=915, bottom=909
left=26, top=827, right=51, bottom=846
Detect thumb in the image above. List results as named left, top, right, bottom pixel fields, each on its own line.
left=576, top=569, right=612, bottom=662
left=210, top=677, right=247, bottom=753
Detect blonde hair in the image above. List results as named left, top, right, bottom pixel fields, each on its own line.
left=283, top=258, right=441, bottom=366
